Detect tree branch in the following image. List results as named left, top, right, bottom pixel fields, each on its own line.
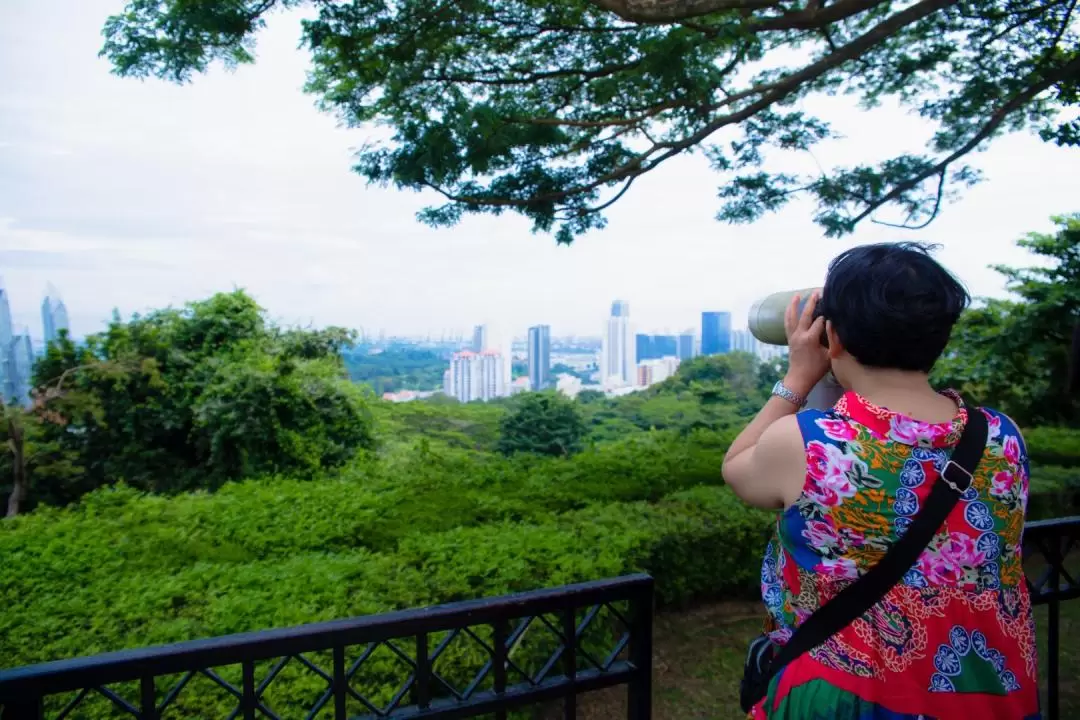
left=419, top=0, right=960, bottom=212
left=587, top=0, right=785, bottom=22
left=850, top=53, right=1080, bottom=226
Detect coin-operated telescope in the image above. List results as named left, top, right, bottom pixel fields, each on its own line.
left=748, top=288, right=844, bottom=411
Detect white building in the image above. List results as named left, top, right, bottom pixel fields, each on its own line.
left=636, top=356, right=680, bottom=388
left=601, top=300, right=635, bottom=387
left=732, top=327, right=789, bottom=363
left=731, top=329, right=759, bottom=355
left=444, top=350, right=507, bottom=402
left=555, top=373, right=583, bottom=398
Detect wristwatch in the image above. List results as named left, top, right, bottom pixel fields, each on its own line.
left=771, top=381, right=807, bottom=408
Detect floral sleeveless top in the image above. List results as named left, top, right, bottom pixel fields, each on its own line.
left=752, top=390, right=1039, bottom=720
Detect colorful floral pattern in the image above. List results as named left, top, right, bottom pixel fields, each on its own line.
left=752, top=390, right=1039, bottom=719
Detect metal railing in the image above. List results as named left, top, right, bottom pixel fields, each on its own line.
left=1023, top=515, right=1080, bottom=720
left=0, top=575, right=654, bottom=720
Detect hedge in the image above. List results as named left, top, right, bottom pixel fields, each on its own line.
left=1025, top=427, right=1080, bottom=468
left=0, top=475, right=769, bottom=718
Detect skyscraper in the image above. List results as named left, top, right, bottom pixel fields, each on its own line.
left=701, top=311, right=732, bottom=355
left=9, top=331, right=33, bottom=405
left=527, top=325, right=551, bottom=391
left=472, top=324, right=488, bottom=352
left=0, top=281, right=14, bottom=404
left=42, top=286, right=70, bottom=346
left=445, top=350, right=506, bottom=402
left=731, top=328, right=759, bottom=356
left=677, top=331, right=696, bottom=361
left=602, top=300, right=634, bottom=386
left=635, top=334, right=678, bottom=362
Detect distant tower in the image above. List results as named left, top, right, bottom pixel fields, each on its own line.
left=446, top=350, right=506, bottom=402
left=42, top=284, right=71, bottom=347
left=677, top=331, right=696, bottom=361
left=701, top=311, right=732, bottom=355
left=0, top=280, right=14, bottom=403
left=602, top=300, right=635, bottom=386
left=9, top=330, right=33, bottom=406
left=472, top=324, right=488, bottom=352
left=528, top=325, right=551, bottom=391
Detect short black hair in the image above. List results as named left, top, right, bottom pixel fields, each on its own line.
left=818, top=242, right=970, bottom=373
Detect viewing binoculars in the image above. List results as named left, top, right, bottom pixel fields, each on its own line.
left=747, top=288, right=842, bottom=411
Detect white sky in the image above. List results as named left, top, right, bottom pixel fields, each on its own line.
left=1, top=0, right=1077, bottom=341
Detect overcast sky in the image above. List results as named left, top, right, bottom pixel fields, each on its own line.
left=1, top=0, right=1077, bottom=342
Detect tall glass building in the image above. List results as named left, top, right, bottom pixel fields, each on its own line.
left=677, top=332, right=696, bottom=360
left=42, top=287, right=70, bottom=346
left=701, top=311, right=732, bottom=355
left=527, top=325, right=551, bottom=391
left=635, top=334, right=678, bottom=362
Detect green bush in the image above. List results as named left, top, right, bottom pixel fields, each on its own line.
left=1025, top=427, right=1080, bottom=468
left=0, top=476, right=769, bottom=717
left=1029, top=464, right=1080, bottom=494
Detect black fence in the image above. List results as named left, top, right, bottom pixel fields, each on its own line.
left=1023, top=516, right=1080, bottom=720
left=0, top=575, right=654, bottom=720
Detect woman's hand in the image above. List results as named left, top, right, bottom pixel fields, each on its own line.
left=783, top=291, right=830, bottom=397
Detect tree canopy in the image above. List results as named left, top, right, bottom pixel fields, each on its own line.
left=101, top=0, right=1078, bottom=242
left=933, top=213, right=1080, bottom=426
left=497, top=391, right=588, bottom=456
left=0, top=291, right=375, bottom=514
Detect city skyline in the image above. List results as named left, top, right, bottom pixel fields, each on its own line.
left=2, top=2, right=1078, bottom=339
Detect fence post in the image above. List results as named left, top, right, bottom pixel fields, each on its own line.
left=563, top=609, right=578, bottom=720
left=493, top=619, right=509, bottom=720
left=1, top=697, right=43, bottom=720
left=627, top=580, right=654, bottom=720
left=1047, top=538, right=1061, bottom=720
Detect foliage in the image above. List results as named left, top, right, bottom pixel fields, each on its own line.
left=342, top=347, right=448, bottom=394
left=497, top=391, right=588, bottom=457
left=1025, top=427, right=1080, bottom=467
left=0, top=291, right=375, bottom=512
left=3, top=326, right=1080, bottom=714
left=580, top=352, right=780, bottom=442
left=101, top=0, right=1079, bottom=243
left=934, top=214, right=1080, bottom=426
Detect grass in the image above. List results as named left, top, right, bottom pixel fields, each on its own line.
left=542, top=599, right=1079, bottom=720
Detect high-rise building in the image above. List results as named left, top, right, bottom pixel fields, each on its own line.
left=445, top=350, right=506, bottom=402
left=635, top=334, right=678, bottom=362
left=527, top=325, right=551, bottom=391
left=9, top=331, right=34, bottom=405
left=701, top=311, right=732, bottom=355
left=0, top=282, right=14, bottom=404
left=636, top=356, right=681, bottom=388
left=677, top=331, right=696, bottom=361
left=602, top=300, right=635, bottom=386
left=472, top=324, right=488, bottom=352
left=731, top=328, right=759, bottom=356
left=42, top=285, right=70, bottom=346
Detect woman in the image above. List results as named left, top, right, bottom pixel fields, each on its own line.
left=723, top=243, right=1038, bottom=719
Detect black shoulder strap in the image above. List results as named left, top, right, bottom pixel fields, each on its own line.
left=769, top=404, right=989, bottom=676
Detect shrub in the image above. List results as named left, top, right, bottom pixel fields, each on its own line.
left=1024, top=427, right=1080, bottom=468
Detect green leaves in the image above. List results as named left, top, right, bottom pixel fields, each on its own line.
left=932, top=214, right=1080, bottom=426
left=17, top=290, right=375, bottom=510
left=497, top=391, right=588, bottom=457
left=102, top=0, right=1078, bottom=241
